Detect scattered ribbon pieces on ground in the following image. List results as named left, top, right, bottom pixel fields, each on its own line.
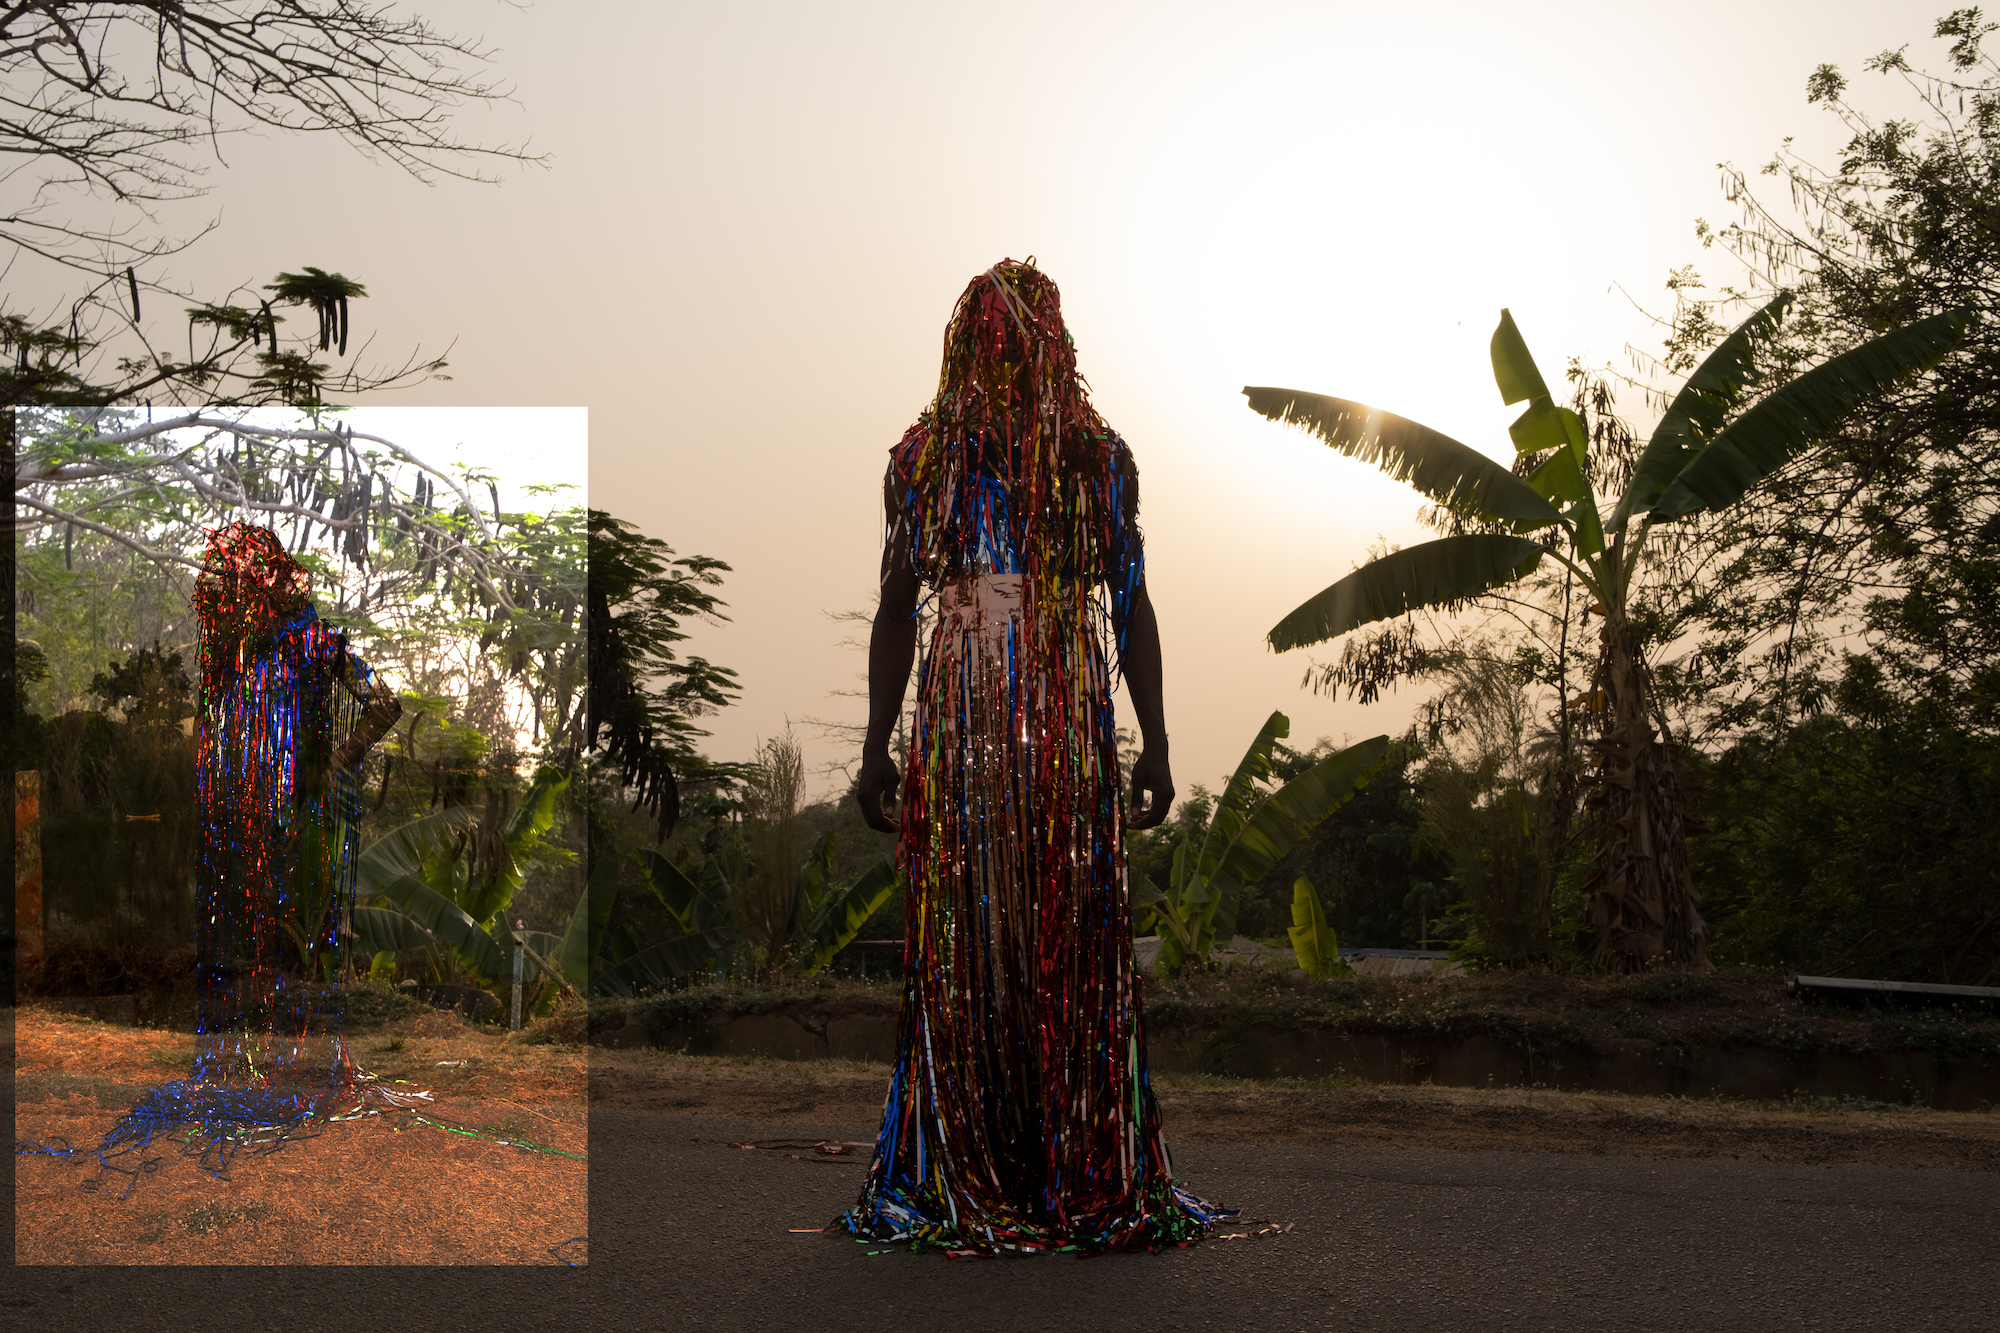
left=728, top=1138, right=873, bottom=1164
left=1213, top=1222, right=1295, bottom=1240
left=16, top=1068, right=585, bottom=1202
left=18, top=1082, right=343, bottom=1199
left=800, top=1219, right=1291, bottom=1257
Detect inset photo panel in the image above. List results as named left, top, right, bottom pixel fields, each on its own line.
left=12, top=405, right=588, bottom=1266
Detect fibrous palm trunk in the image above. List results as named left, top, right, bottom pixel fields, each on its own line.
left=1578, top=556, right=1710, bottom=972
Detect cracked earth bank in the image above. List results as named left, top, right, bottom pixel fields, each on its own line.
left=589, top=1048, right=2000, bottom=1171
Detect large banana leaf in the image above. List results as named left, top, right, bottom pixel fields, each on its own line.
left=1243, top=387, right=1563, bottom=530
left=631, top=849, right=740, bottom=982
left=558, top=849, right=620, bottom=992
left=1486, top=311, right=1608, bottom=562
left=367, top=869, right=510, bottom=980
left=355, top=804, right=481, bottom=898
left=801, top=855, right=901, bottom=975
left=790, top=830, right=838, bottom=943
left=593, top=929, right=734, bottom=996
left=1288, top=876, right=1342, bottom=980
left=1650, top=308, right=1969, bottom=520
left=1139, top=838, right=1204, bottom=977
left=350, top=904, right=436, bottom=956
left=1171, top=724, right=1390, bottom=967
left=1206, top=882, right=1243, bottom=957
left=691, top=858, right=740, bottom=979
left=1665, top=291, right=1796, bottom=434
left=459, top=763, right=571, bottom=928
left=1611, top=292, right=1794, bottom=530
left=1194, top=710, right=1292, bottom=892
left=635, top=847, right=698, bottom=932
left=284, top=817, right=346, bottom=974
left=1215, top=735, right=1392, bottom=891
left=1142, top=841, right=1199, bottom=978
left=1508, top=402, right=1587, bottom=457
left=1569, top=490, right=1606, bottom=560
left=594, top=844, right=752, bottom=995
left=638, top=848, right=737, bottom=938
left=1268, top=534, right=1547, bottom=651
left=1491, top=312, right=1592, bottom=463
left=1527, top=444, right=1589, bottom=504
left=1490, top=309, right=1555, bottom=407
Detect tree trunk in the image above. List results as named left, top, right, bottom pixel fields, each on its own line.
left=1578, top=553, right=1710, bottom=973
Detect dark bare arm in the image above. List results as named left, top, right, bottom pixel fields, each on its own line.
left=333, top=679, right=403, bottom=773
left=298, top=676, right=402, bottom=803
left=1112, top=451, right=1172, bottom=830
left=857, top=478, right=920, bottom=834
left=1115, top=580, right=1173, bottom=830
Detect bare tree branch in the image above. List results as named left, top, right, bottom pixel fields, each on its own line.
left=16, top=410, right=526, bottom=610
left=2, top=2, right=537, bottom=406
left=15, top=490, right=205, bottom=569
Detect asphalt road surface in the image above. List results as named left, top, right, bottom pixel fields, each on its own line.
left=595, top=1110, right=1999, bottom=1333
left=7, top=1109, right=1995, bottom=1332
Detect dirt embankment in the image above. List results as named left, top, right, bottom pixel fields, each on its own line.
left=590, top=1047, right=2000, bottom=1172
left=585, top=968, right=2000, bottom=1110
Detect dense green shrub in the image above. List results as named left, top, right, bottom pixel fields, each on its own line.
left=1695, top=718, right=2000, bottom=986
left=339, top=979, right=432, bottom=1028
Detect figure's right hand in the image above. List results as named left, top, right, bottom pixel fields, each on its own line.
left=856, top=746, right=901, bottom=833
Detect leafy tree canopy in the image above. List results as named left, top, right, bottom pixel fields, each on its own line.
left=585, top=509, right=745, bottom=839
left=1681, top=11, right=2000, bottom=741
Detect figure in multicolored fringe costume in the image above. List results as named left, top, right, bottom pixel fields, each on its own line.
left=189, top=520, right=401, bottom=1104
left=14, top=523, right=404, bottom=1193
left=846, top=260, right=1231, bottom=1254
left=18, top=522, right=601, bottom=1203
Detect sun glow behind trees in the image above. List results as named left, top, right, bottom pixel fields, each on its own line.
left=2, top=0, right=1928, bottom=798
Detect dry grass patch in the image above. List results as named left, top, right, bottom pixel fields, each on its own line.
left=12, top=1004, right=587, bottom=1265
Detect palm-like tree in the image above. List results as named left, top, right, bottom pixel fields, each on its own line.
left=1245, top=295, right=1967, bottom=971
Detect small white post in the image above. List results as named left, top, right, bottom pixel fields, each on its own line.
left=511, top=918, right=525, bottom=1032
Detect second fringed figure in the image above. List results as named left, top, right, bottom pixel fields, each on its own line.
left=193, top=520, right=400, bottom=1104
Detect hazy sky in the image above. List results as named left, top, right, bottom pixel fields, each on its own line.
left=328, top=407, right=585, bottom=516
left=11, top=1, right=1949, bottom=802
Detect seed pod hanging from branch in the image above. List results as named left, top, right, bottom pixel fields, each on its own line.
left=265, top=269, right=367, bottom=354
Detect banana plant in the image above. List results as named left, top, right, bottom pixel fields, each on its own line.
left=350, top=763, right=572, bottom=987
left=551, top=846, right=617, bottom=997
left=791, top=833, right=900, bottom=976
left=476, top=850, right=613, bottom=1020
left=593, top=832, right=900, bottom=994
left=283, top=813, right=365, bottom=983
left=596, top=848, right=740, bottom=991
left=1133, top=714, right=1389, bottom=978
left=1287, top=876, right=1344, bottom=980
left=1245, top=298, right=1968, bottom=971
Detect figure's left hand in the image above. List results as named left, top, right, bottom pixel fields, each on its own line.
left=1129, top=747, right=1174, bottom=830
left=362, top=680, right=402, bottom=735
